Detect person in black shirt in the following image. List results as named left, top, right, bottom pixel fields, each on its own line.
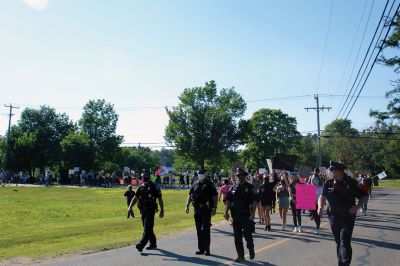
left=224, top=168, right=258, bottom=263
left=185, top=167, right=218, bottom=256
left=129, top=171, right=164, bottom=252
left=318, top=161, right=367, bottom=266
left=124, top=185, right=135, bottom=218
left=259, top=174, right=275, bottom=231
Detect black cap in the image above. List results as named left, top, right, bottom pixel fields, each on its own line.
left=328, top=161, right=345, bottom=171
left=235, top=167, right=248, bottom=177
left=197, top=167, right=206, bottom=175
left=142, top=170, right=151, bottom=182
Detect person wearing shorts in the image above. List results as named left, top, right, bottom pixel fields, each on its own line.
left=276, top=179, right=289, bottom=231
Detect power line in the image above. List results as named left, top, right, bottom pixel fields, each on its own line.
left=337, top=0, right=387, bottom=118
left=344, top=1, right=400, bottom=119
left=332, top=0, right=370, bottom=103
left=316, top=0, right=334, bottom=93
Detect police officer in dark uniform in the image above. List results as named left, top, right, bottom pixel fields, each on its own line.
left=185, top=167, right=218, bottom=256
left=124, top=185, right=135, bottom=218
left=318, top=161, right=367, bottom=266
left=128, top=170, right=164, bottom=252
left=224, top=168, right=258, bottom=263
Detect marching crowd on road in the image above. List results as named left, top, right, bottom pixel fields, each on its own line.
left=125, top=161, right=372, bottom=265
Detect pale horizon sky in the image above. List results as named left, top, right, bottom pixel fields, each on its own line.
left=0, top=0, right=398, bottom=148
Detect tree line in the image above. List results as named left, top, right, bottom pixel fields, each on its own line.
left=2, top=14, right=400, bottom=182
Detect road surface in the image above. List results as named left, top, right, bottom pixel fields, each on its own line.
left=38, top=188, right=400, bottom=266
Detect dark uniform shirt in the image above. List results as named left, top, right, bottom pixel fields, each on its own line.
left=124, top=190, right=136, bottom=204
left=322, top=175, right=367, bottom=216
left=226, top=182, right=258, bottom=215
left=189, top=180, right=218, bottom=209
left=136, top=182, right=161, bottom=211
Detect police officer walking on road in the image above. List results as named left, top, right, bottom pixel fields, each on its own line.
left=185, top=167, right=218, bottom=256
left=124, top=185, right=135, bottom=218
left=224, top=168, right=258, bottom=263
left=129, top=170, right=164, bottom=252
left=318, top=161, right=367, bottom=266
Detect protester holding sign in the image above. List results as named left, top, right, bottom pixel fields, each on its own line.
left=289, top=176, right=303, bottom=233
left=310, top=177, right=323, bottom=234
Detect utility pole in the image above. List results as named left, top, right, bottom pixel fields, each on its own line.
left=305, top=95, right=331, bottom=168
left=3, top=104, right=19, bottom=172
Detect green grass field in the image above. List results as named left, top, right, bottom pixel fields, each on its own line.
left=0, top=186, right=224, bottom=260
left=377, top=179, right=400, bottom=188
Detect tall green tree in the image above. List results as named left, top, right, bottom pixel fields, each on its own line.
left=322, top=119, right=359, bottom=168
left=79, top=99, right=123, bottom=168
left=371, top=12, right=400, bottom=123
left=17, top=106, right=75, bottom=173
left=294, top=134, right=317, bottom=167
left=60, top=131, right=95, bottom=171
left=241, top=108, right=300, bottom=170
left=165, top=81, right=246, bottom=168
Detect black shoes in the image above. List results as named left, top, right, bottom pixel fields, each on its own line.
left=135, top=244, right=143, bottom=252
left=235, top=257, right=246, bottom=263
left=249, top=250, right=255, bottom=260
left=195, top=249, right=210, bottom=255
left=195, top=250, right=205, bottom=255
left=264, top=225, right=268, bottom=231
left=268, top=224, right=272, bottom=231
left=146, top=244, right=157, bottom=250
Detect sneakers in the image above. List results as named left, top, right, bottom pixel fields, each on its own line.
left=293, top=226, right=298, bottom=233
left=298, top=226, right=303, bottom=233
left=314, top=229, right=320, bottom=234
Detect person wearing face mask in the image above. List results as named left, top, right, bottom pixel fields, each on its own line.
left=129, top=170, right=164, bottom=252
left=224, top=168, right=258, bottom=263
left=310, top=176, right=323, bottom=234
left=185, top=167, right=218, bottom=256
left=318, top=161, right=368, bottom=266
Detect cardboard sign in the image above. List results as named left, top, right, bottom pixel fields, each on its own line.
left=295, top=184, right=316, bottom=210
left=272, top=154, right=298, bottom=172
left=266, top=159, right=273, bottom=174
left=299, top=166, right=312, bottom=178
left=378, top=171, right=387, bottom=179
left=258, top=168, right=267, bottom=174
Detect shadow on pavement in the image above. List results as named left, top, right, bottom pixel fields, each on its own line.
left=141, top=248, right=231, bottom=265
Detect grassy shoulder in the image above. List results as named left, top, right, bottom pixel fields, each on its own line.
left=0, top=186, right=225, bottom=260
left=377, top=179, right=400, bottom=188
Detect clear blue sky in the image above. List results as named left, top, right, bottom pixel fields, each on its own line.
left=0, top=0, right=397, bottom=147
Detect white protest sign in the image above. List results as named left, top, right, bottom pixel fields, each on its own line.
left=377, top=171, right=387, bottom=179
left=259, top=168, right=267, bottom=175
left=74, top=167, right=80, bottom=172
left=266, top=159, right=273, bottom=174
left=68, top=170, right=74, bottom=175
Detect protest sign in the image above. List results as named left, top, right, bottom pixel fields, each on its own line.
left=377, top=171, right=387, bottom=179
left=272, top=154, right=298, bottom=171
left=74, top=167, right=80, bottom=173
left=295, top=184, right=316, bottom=210
left=266, top=159, right=273, bottom=174
left=299, top=166, right=312, bottom=178
left=68, top=169, right=74, bottom=175
left=259, top=168, right=267, bottom=175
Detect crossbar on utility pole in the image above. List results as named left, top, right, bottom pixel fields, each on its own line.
left=3, top=104, right=19, bottom=173
left=305, top=94, right=331, bottom=168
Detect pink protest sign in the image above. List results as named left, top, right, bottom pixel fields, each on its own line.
left=295, top=184, right=316, bottom=210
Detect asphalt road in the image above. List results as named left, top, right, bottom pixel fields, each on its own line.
left=39, top=188, right=400, bottom=266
